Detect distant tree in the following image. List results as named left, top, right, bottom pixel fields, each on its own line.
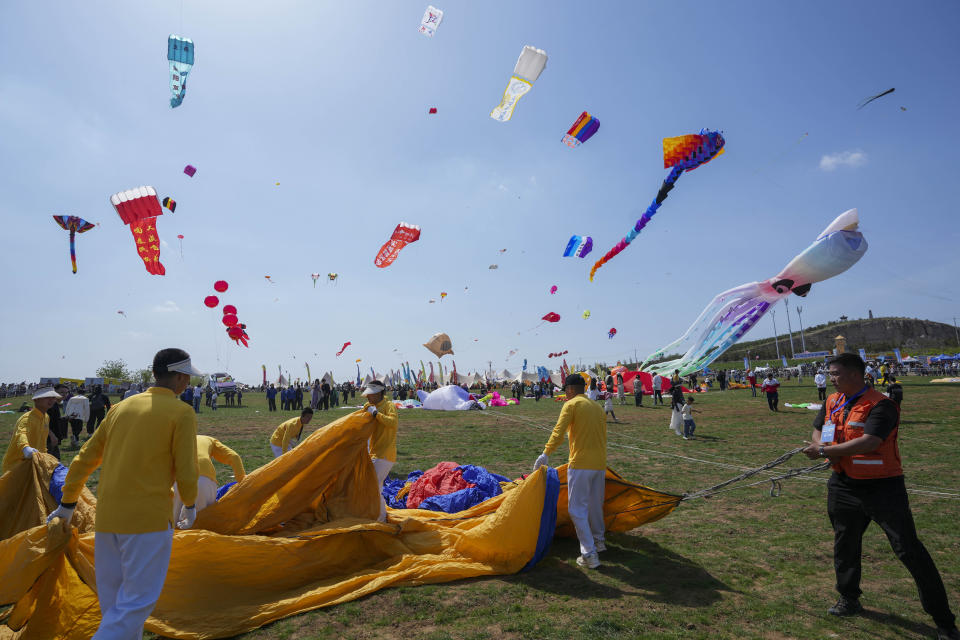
left=96, top=359, right=132, bottom=380
left=135, top=368, right=153, bottom=385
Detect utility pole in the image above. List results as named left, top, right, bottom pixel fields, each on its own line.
left=796, top=305, right=807, bottom=353
left=783, top=298, right=796, bottom=359
left=771, top=309, right=781, bottom=360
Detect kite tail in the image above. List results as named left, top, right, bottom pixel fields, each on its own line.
left=589, top=166, right=684, bottom=281
left=69, top=230, right=78, bottom=274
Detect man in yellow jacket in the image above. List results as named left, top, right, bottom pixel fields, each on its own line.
left=534, top=374, right=607, bottom=569
left=270, top=408, right=313, bottom=457
left=361, top=380, right=398, bottom=522
left=173, top=434, right=246, bottom=518
left=1, top=387, right=61, bottom=474
left=47, top=348, right=202, bottom=639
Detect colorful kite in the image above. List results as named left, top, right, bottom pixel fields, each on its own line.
left=336, top=342, right=351, bottom=357
left=562, top=111, right=600, bottom=148
left=183, top=165, right=196, bottom=177
left=418, top=5, right=443, bottom=37
left=440, top=292, right=448, bottom=301
left=162, top=197, right=176, bottom=213
left=541, top=312, right=560, bottom=323
left=265, top=276, right=275, bottom=284
left=563, top=235, right=593, bottom=258
left=857, top=88, right=895, bottom=110
left=110, top=186, right=166, bottom=275
left=311, top=273, right=320, bottom=287
left=327, top=272, right=338, bottom=284
left=177, top=234, right=184, bottom=258
left=428, top=107, right=437, bottom=114
left=374, top=222, right=421, bottom=267
left=423, top=333, right=454, bottom=358
left=52, top=215, right=95, bottom=274
left=168, top=35, right=194, bottom=109
left=117, top=310, right=126, bottom=318
left=204, top=296, right=219, bottom=308
left=548, top=350, right=568, bottom=358
left=489, top=264, right=498, bottom=270
left=589, top=130, right=725, bottom=281
left=641, top=209, right=868, bottom=376
left=549, top=285, right=557, bottom=295
left=490, top=46, right=548, bottom=122
left=608, top=328, right=617, bottom=339
left=214, top=280, right=228, bottom=293
left=582, top=310, right=591, bottom=319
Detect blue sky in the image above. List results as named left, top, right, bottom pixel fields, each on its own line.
left=1, top=1, right=958, bottom=384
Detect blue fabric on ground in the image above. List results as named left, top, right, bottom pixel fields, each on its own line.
left=216, top=482, right=237, bottom=501
left=382, top=470, right=424, bottom=509
left=523, top=466, right=560, bottom=571
left=458, top=465, right=509, bottom=497
left=418, top=487, right=488, bottom=512
left=49, top=463, right=68, bottom=504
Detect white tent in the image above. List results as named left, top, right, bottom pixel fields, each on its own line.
left=498, top=369, right=514, bottom=381
left=512, top=371, right=539, bottom=383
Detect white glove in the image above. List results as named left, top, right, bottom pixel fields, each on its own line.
left=533, top=453, right=549, bottom=471
left=366, top=406, right=378, bottom=416
left=177, top=505, right=196, bottom=529
left=22, top=446, right=38, bottom=459
left=46, top=503, right=76, bottom=525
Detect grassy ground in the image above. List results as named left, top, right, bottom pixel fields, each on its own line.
left=2, top=378, right=958, bottom=639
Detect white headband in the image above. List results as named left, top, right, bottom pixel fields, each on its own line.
left=166, top=357, right=203, bottom=376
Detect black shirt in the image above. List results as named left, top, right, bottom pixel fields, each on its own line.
left=886, top=383, right=903, bottom=403
left=812, top=397, right=899, bottom=441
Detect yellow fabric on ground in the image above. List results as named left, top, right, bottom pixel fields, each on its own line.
left=0, top=454, right=96, bottom=542
left=0, top=410, right=680, bottom=640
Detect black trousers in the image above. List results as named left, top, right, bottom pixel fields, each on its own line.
left=827, top=473, right=955, bottom=628
left=268, top=397, right=276, bottom=411
left=654, top=390, right=663, bottom=405
left=87, top=408, right=105, bottom=434
left=818, top=387, right=827, bottom=401
left=634, top=393, right=642, bottom=406
left=320, top=396, right=329, bottom=410
left=70, top=419, right=84, bottom=438
left=766, top=392, right=778, bottom=411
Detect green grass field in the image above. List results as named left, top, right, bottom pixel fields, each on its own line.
left=2, top=379, right=958, bottom=640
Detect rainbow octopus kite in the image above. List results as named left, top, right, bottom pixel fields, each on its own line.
left=641, top=209, right=868, bottom=376
left=110, top=186, right=166, bottom=275
left=589, top=129, right=725, bottom=281
left=52, top=215, right=95, bottom=274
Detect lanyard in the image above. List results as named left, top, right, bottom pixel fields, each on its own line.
left=829, top=385, right=868, bottom=422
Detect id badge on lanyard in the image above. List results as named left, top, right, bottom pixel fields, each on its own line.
left=820, top=421, right=836, bottom=444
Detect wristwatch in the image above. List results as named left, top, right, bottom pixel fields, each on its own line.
left=818, top=445, right=826, bottom=458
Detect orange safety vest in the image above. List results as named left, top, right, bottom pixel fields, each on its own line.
left=826, top=388, right=903, bottom=479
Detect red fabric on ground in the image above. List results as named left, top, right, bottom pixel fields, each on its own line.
left=406, top=461, right=475, bottom=509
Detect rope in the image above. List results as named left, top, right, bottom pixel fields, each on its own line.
left=480, top=408, right=960, bottom=501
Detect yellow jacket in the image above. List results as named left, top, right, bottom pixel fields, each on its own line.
left=363, top=398, right=398, bottom=462
left=1, top=408, right=48, bottom=474
left=270, top=417, right=304, bottom=453
left=197, top=435, right=245, bottom=483
left=543, top=394, right=607, bottom=470
left=61, top=387, right=199, bottom=534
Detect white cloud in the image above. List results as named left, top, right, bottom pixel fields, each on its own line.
left=497, top=183, right=508, bottom=192
left=153, top=300, right=180, bottom=313
left=819, top=150, right=867, bottom=171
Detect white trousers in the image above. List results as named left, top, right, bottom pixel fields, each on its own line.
left=172, top=476, right=218, bottom=521
left=270, top=438, right=298, bottom=458
left=567, top=468, right=606, bottom=555
left=93, top=527, right=173, bottom=640
left=669, top=408, right=683, bottom=436
left=372, top=458, right=394, bottom=523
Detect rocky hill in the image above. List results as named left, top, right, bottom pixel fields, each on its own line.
left=724, top=317, right=958, bottom=360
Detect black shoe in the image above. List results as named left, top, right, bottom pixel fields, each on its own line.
left=828, top=597, right=862, bottom=616
left=937, top=626, right=960, bottom=640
